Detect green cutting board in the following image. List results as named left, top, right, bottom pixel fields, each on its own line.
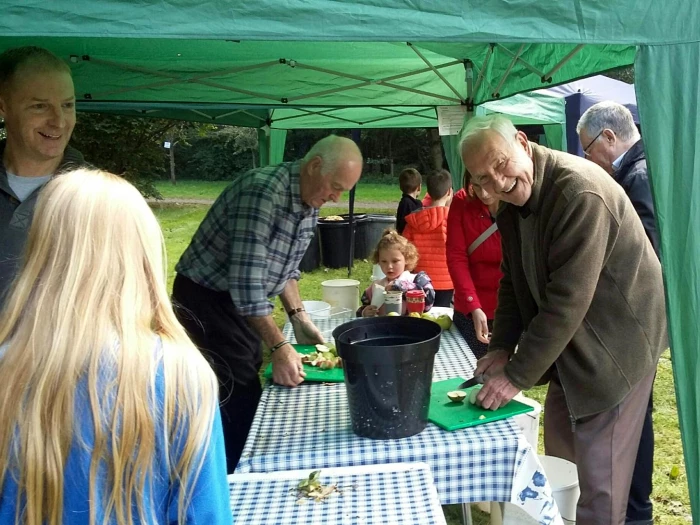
left=263, top=344, right=344, bottom=383
left=428, top=377, right=534, bottom=431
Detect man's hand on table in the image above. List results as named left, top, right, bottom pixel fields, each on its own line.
left=473, top=349, right=519, bottom=410
left=476, top=373, right=520, bottom=410
left=272, top=344, right=306, bottom=387
left=291, top=312, right=325, bottom=345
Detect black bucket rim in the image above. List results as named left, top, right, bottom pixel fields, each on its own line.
left=332, top=317, right=442, bottom=364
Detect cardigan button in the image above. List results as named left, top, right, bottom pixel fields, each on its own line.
left=467, top=296, right=473, bottom=302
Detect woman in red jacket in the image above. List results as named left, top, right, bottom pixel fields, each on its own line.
left=446, top=174, right=502, bottom=360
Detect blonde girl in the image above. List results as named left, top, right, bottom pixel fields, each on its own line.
left=358, top=229, right=435, bottom=317
left=0, top=169, right=230, bottom=525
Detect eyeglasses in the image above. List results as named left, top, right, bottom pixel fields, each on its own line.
left=583, top=129, right=605, bottom=157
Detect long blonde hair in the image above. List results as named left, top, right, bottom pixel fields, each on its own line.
left=0, top=169, right=218, bottom=525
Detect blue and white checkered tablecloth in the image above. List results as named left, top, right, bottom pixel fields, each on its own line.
left=240, top=317, right=562, bottom=524
left=237, top=380, right=518, bottom=505
left=229, top=463, right=447, bottom=525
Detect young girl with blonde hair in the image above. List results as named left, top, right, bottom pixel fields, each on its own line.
left=0, top=169, right=230, bottom=524
left=357, top=229, right=435, bottom=317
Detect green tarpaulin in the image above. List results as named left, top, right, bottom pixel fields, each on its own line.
left=2, top=1, right=700, bottom=519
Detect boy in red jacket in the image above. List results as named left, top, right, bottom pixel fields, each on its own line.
left=403, top=169, right=454, bottom=307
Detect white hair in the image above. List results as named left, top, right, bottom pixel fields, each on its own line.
left=576, top=101, right=640, bottom=143
left=303, top=134, right=361, bottom=175
left=459, top=114, right=519, bottom=153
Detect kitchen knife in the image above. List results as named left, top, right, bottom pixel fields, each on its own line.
left=458, top=374, right=486, bottom=389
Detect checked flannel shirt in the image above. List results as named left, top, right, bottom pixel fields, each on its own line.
left=175, top=160, right=318, bottom=317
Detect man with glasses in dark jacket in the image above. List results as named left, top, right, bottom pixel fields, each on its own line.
left=578, top=101, right=657, bottom=525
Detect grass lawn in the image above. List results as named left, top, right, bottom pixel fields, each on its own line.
left=155, top=179, right=400, bottom=204
left=154, top=203, right=690, bottom=525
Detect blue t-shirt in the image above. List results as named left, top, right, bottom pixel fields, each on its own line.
left=0, top=340, right=232, bottom=524
left=6, top=172, right=52, bottom=202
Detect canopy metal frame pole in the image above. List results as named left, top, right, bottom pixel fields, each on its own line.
left=360, top=109, right=436, bottom=125
left=79, top=54, right=464, bottom=106
left=81, top=56, right=281, bottom=101
left=270, top=106, right=436, bottom=127
left=495, top=44, right=547, bottom=80
left=282, top=107, right=364, bottom=126
left=492, top=44, right=526, bottom=97
left=286, top=60, right=464, bottom=103
left=541, top=44, right=585, bottom=82
left=407, top=42, right=466, bottom=103
left=471, top=44, right=495, bottom=102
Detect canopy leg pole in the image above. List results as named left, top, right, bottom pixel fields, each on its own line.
left=348, top=129, right=361, bottom=277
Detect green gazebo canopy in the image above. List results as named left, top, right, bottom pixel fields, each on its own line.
left=2, top=1, right=699, bottom=519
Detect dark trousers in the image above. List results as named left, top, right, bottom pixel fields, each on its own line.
left=627, top=391, right=654, bottom=523
left=172, top=274, right=263, bottom=473
left=453, top=310, right=492, bottom=360
left=433, top=289, right=454, bottom=308
left=544, top=367, right=655, bottom=525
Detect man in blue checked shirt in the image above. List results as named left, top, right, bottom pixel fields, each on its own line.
left=172, top=135, right=363, bottom=472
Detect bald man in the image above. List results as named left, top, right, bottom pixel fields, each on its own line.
left=172, top=135, right=363, bottom=472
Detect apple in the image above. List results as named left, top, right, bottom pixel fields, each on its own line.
left=408, top=312, right=422, bottom=318
left=446, top=391, right=466, bottom=402
left=436, top=314, right=453, bottom=330
left=386, top=311, right=401, bottom=317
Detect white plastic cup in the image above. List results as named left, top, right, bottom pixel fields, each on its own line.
left=383, top=290, right=402, bottom=315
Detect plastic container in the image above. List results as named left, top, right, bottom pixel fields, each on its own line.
left=332, top=317, right=442, bottom=439
left=322, top=279, right=360, bottom=312
left=513, top=395, right=542, bottom=451
left=537, top=455, right=580, bottom=523
left=298, top=226, right=321, bottom=272
left=383, top=290, right=402, bottom=315
left=406, top=289, right=425, bottom=314
left=349, top=213, right=371, bottom=259
left=285, top=300, right=331, bottom=322
left=365, top=214, right=397, bottom=250
left=371, top=264, right=386, bottom=281
left=318, top=217, right=353, bottom=269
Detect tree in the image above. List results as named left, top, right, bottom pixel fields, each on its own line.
left=604, top=65, right=634, bottom=84
left=70, top=113, right=210, bottom=197
left=211, top=126, right=259, bottom=168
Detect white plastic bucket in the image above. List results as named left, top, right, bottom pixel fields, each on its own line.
left=513, top=395, right=542, bottom=451
left=538, top=455, right=580, bottom=523
left=304, top=300, right=332, bottom=320
left=322, top=279, right=360, bottom=312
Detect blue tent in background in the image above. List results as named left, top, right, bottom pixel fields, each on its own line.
left=537, top=76, right=638, bottom=157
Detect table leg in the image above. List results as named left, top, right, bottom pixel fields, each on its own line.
left=461, top=503, right=474, bottom=525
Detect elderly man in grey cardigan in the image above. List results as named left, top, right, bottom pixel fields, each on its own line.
left=461, top=115, right=666, bottom=525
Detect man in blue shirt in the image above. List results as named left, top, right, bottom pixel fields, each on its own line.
left=173, top=135, right=363, bottom=472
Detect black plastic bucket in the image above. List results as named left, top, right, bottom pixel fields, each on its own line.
left=333, top=317, right=442, bottom=439
left=318, top=217, right=353, bottom=269
left=298, top=226, right=320, bottom=272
